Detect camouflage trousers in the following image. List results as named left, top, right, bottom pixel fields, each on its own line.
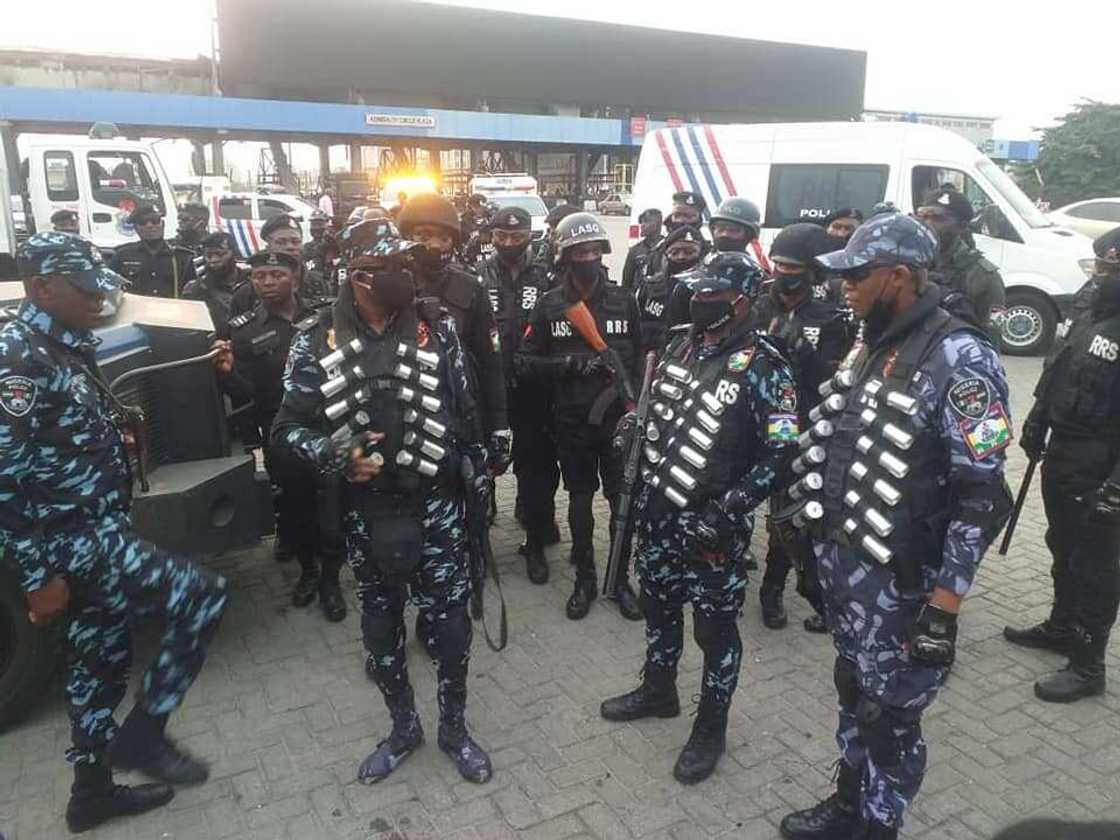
left=817, top=542, right=949, bottom=830
left=634, top=510, right=751, bottom=708
left=54, top=514, right=228, bottom=766
left=346, top=491, right=473, bottom=718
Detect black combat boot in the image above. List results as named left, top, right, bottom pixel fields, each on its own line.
left=673, top=700, right=728, bottom=785
left=566, top=574, right=598, bottom=620
left=291, top=549, right=319, bottom=608
left=437, top=690, right=492, bottom=784
left=760, top=585, right=788, bottom=630
left=109, top=707, right=209, bottom=786
left=1035, top=627, right=1108, bottom=703
left=66, top=761, right=174, bottom=834
left=1003, top=619, right=1077, bottom=654
left=779, top=761, right=861, bottom=839
left=803, top=613, right=828, bottom=633
left=608, top=578, right=642, bottom=621
left=600, top=666, right=680, bottom=721
left=524, top=533, right=549, bottom=585
left=319, top=562, right=346, bottom=623
left=543, top=520, right=561, bottom=546
left=357, top=688, right=424, bottom=784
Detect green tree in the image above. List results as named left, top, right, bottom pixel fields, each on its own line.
left=1037, top=100, right=1120, bottom=207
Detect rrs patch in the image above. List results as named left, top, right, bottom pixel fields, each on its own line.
left=714, top=379, right=740, bottom=405
left=1088, top=334, right=1119, bottom=362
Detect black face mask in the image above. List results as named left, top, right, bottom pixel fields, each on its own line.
left=667, top=256, right=700, bottom=276
left=776, top=271, right=810, bottom=295
left=713, top=236, right=746, bottom=253
left=690, top=297, right=736, bottom=332
left=415, top=245, right=451, bottom=274
left=938, top=230, right=959, bottom=251
left=569, top=260, right=601, bottom=285
left=826, top=234, right=849, bottom=251
left=1093, top=277, right=1120, bottom=312
left=370, top=270, right=415, bottom=311
left=495, top=242, right=529, bottom=263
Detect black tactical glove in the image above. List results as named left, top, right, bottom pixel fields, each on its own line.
left=909, top=603, right=958, bottom=666
left=1019, top=405, right=1048, bottom=461
left=1088, top=480, right=1120, bottom=527
left=611, top=410, right=639, bottom=455
left=695, top=499, right=737, bottom=557
left=487, top=429, right=513, bottom=476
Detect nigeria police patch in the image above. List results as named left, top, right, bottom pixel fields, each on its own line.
left=948, top=377, right=990, bottom=419
left=0, top=375, right=37, bottom=417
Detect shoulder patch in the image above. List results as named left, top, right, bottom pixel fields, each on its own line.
left=727, top=348, right=754, bottom=372
left=228, top=311, right=254, bottom=329
left=0, top=375, right=37, bottom=417
left=767, top=413, right=800, bottom=443
left=960, top=402, right=1011, bottom=461
left=947, top=377, right=991, bottom=419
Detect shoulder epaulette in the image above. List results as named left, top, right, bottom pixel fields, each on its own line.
left=228, top=310, right=255, bottom=329
left=295, top=310, right=326, bottom=331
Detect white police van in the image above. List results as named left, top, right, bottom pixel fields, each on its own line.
left=629, top=122, right=1096, bottom=355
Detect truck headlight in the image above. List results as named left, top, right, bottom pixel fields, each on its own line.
left=1079, top=258, right=1098, bottom=280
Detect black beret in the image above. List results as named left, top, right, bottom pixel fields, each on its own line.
left=248, top=250, right=300, bottom=271
left=260, top=214, right=302, bottom=241
left=546, top=204, right=579, bottom=227
left=127, top=204, right=162, bottom=225
left=203, top=232, right=237, bottom=251
left=492, top=206, right=532, bottom=231
left=663, top=225, right=704, bottom=248
left=50, top=208, right=79, bottom=224
left=638, top=207, right=663, bottom=222
left=671, top=191, right=706, bottom=211
left=921, top=187, right=974, bottom=224
left=1094, top=226, right=1120, bottom=262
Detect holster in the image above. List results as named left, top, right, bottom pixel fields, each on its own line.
left=349, top=489, right=425, bottom=582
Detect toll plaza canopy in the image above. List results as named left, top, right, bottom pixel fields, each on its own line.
left=216, top=0, right=866, bottom=123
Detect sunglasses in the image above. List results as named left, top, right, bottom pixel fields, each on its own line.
left=840, top=263, right=897, bottom=283
left=135, top=217, right=162, bottom=227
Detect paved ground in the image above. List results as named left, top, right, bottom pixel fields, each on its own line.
left=4, top=222, right=1120, bottom=839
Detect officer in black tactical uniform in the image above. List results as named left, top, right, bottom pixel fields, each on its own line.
left=601, top=251, right=797, bottom=784
left=918, top=187, right=1006, bottom=344
left=462, top=207, right=497, bottom=267
left=1005, top=227, right=1120, bottom=703
left=215, top=250, right=346, bottom=622
left=636, top=225, right=705, bottom=359
left=170, top=203, right=210, bottom=255
left=622, top=208, right=663, bottom=291
left=231, top=214, right=333, bottom=316
left=535, top=203, right=579, bottom=267
left=109, top=205, right=196, bottom=297
left=397, top=193, right=511, bottom=646
left=478, top=206, right=560, bottom=583
left=518, top=212, right=643, bottom=620
left=301, top=209, right=332, bottom=266
left=272, top=237, right=493, bottom=785
left=181, top=232, right=248, bottom=335
left=644, top=191, right=706, bottom=280
left=758, top=223, right=854, bottom=632
left=823, top=207, right=864, bottom=247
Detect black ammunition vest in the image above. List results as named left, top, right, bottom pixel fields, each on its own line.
left=1045, top=307, right=1120, bottom=438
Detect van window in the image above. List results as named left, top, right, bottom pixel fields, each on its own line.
left=1067, top=202, right=1120, bottom=223
left=913, top=164, right=1025, bottom=243
left=44, top=152, right=79, bottom=202
left=260, top=198, right=298, bottom=220
left=219, top=197, right=253, bottom=220
left=765, top=165, right=888, bottom=227
left=87, top=151, right=166, bottom=213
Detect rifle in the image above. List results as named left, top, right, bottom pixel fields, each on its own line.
left=998, top=455, right=1038, bottom=556
left=563, top=301, right=636, bottom=425
left=603, top=350, right=658, bottom=596
left=461, top=453, right=507, bottom=651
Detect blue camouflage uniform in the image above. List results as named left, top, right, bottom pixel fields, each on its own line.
left=270, top=248, right=491, bottom=781
left=799, top=214, right=1012, bottom=832
left=0, top=233, right=227, bottom=768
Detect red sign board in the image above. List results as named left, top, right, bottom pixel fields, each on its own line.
left=630, top=116, right=647, bottom=138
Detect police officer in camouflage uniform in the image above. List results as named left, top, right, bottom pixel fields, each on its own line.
left=759, top=224, right=854, bottom=632
left=109, top=205, right=196, bottom=298
left=600, top=251, right=797, bottom=785
left=1, top=233, right=228, bottom=833
left=1005, top=227, right=1120, bottom=703
left=780, top=214, right=1012, bottom=840
left=215, top=250, right=346, bottom=622
left=271, top=237, right=492, bottom=785
left=518, top=212, right=643, bottom=620
left=478, top=206, right=560, bottom=582
left=918, top=187, right=1007, bottom=344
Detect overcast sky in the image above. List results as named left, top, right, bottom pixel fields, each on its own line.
left=4, top=0, right=1117, bottom=180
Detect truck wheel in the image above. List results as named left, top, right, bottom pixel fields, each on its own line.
left=0, top=575, right=59, bottom=728
left=1001, top=290, right=1057, bottom=356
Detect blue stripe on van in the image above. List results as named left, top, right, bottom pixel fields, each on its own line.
left=669, top=129, right=711, bottom=219
left=685, top=125, right=725, bottom=207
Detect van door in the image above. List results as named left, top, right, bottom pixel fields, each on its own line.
left=908, top=164, right=1019, bottom=267
left=33, top=148, right=82, bottom=236
left=81, top=148, right=174, bottom=250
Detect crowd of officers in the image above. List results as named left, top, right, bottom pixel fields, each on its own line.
left=6, top=178, right=1120, bottom=839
